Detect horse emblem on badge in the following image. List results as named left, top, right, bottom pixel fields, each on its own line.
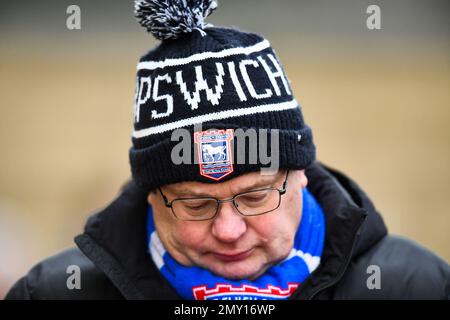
left=194, top=129, right=234, bottom=181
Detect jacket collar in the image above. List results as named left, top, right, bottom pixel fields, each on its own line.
left=75, top=181, right=179, bottom=299
left=292, top=163, right=387, bottom=299
left=75, top=162, right=387, bottom=299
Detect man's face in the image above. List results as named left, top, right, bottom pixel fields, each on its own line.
left=148, top=170, right=308, bottom=280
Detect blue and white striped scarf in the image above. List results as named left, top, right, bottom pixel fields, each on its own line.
left=147, top=187, right=325, bottom=300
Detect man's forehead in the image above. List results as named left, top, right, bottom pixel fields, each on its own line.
left=164, top=170, right=284, bottom=196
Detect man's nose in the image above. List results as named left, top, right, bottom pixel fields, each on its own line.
left=211, top=201, right=247, bottom=243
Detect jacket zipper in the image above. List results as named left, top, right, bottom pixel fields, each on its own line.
left=305, top=214, right=367, bottom=300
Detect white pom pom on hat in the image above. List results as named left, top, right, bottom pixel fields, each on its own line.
left=134, top=0, right=218, bottom=40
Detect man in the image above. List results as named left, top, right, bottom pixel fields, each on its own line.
left=6, top=0, right=449, bottom=300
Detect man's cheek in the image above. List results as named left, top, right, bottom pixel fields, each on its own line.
left=251, top=216, right=281, bottom=241
left=174, top=225, right=208, bottom=248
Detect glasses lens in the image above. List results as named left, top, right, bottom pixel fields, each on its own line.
left=234, top=189, right=281, bottom=216
left=172, top=198, right=218, bottom=221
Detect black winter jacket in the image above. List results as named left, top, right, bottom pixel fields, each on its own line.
left=5, top=162, right=450, bottom=299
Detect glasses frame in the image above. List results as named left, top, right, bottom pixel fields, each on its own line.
left=158, top=170, right=290, bottom=221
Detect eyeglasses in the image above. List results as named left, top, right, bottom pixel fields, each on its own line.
left=158, top=170, right=290, bottom=221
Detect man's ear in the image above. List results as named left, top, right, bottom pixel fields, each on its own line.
left=147, top=188, right=157, bottom=204
left=299, top=170, right=308, bottom=189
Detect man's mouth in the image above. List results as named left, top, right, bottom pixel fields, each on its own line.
left=211, top=248, right=254, bottom=262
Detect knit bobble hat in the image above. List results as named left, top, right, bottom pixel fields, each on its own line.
left=130, top=0, right=316, bottom=191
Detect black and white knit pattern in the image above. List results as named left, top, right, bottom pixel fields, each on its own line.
left=134, top=0, right=218, bottom=40
left=129, top=4, right=316, bottom=191
left=133, top=37, right=295, bottom=139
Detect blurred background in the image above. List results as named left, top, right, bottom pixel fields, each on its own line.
left=0, top=0, right=449, bottom=298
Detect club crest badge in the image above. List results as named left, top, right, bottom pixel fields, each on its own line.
left=194, top=129, right=234, bottom=181
left=192, top=283, right=299, bottom=300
